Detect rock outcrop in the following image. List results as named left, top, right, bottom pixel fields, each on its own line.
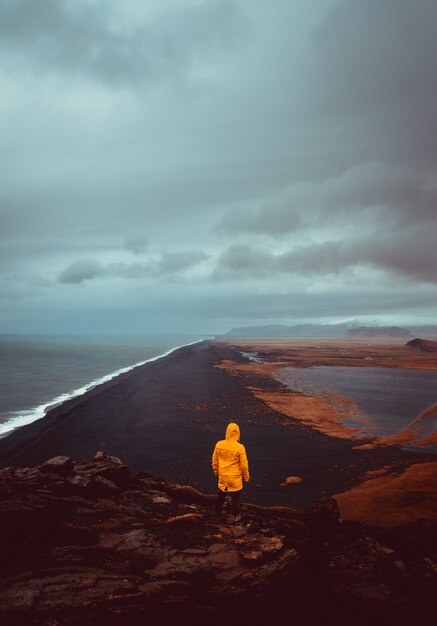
left=1, top=453, right=437, bottom=625
left=407, top=338, right=437, bottom=352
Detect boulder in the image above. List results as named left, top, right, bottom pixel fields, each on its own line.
left=40, top=456, right=74, bottom=476
left=1, top=454, right=437, bottom=625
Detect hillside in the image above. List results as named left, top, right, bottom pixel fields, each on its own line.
left=225, top=324, right=437, bottom=339
left=407, top=338, right=437, bottom=352
left=1, top=452, right=437, bottom=625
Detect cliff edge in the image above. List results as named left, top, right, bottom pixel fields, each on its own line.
left=1, top=453, right=436, bottom=625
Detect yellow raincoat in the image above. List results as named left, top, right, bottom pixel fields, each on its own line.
left=212, top=423, right=250, bottom=492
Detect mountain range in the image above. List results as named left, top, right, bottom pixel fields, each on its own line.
left=224, top=322, right=437, bottom=338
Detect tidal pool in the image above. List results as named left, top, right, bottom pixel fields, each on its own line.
left=279, top=366, right=437, bottom=443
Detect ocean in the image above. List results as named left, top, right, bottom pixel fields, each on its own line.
left=0, top=334, right=205, bottom=438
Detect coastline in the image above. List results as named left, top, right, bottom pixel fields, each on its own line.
left=215, top=337, right=437, bottom=443
left=215, top=338, right=437, bottom=524
left=0, top=338, right=207, bottom=440
left=1, top=338, right=436, bottom=519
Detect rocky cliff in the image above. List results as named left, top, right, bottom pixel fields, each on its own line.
left=1, top=453, right=436, bottom=625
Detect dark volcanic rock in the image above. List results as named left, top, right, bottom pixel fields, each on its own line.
left=0, top=454, right=437, bottom=626
left=40, top=455, right=74, bottom=475
left=407, top=338, right=437, bottom=352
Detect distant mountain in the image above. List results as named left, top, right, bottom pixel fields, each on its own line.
left=347, top=326, right=413, bottom=338
left=407, top=338, right=437, bottom=352
left=406, top=325, right=437, bottom=337
left=224, top=322, right=437, bottom=339
left=224, top=322, right=354, bottom=338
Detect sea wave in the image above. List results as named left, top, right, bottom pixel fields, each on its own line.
left=0, top=339, right=206, bottom=438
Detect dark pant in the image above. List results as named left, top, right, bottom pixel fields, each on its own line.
left=215, top=488, right=241, bottom=515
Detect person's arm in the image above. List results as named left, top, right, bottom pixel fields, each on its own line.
left=240, top=445, right=250, bottom=482
left=212, top=444, right=219, bottom=476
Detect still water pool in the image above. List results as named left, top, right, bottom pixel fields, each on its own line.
left=279, top=366, right=437, bottom=441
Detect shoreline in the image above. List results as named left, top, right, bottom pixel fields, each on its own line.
left=215, top=338, right=437, bottom=444
left=0, top=338, right=436, bottom=520
left=216, top=338, right=437, bottom=524
left=0, top=338, right=208, bottom=440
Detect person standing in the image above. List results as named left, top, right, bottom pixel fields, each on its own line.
left=212, top=422, right=250, bottom=523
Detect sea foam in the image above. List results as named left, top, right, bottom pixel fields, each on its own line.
left=0, top=339, right=206, bottom=438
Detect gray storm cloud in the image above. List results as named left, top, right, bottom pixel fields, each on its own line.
left=0, top=0, right=246, bottom=86
left=312, top=0, right=437, bottom=169
left=58, top=250, right=209, bottom=284
left=156, top=250, right=209, bottom=274
left=59, top=258, right=104, bottom=284
left=217, top=162, right=436, bottom=236
left=124, top=237, right=148, bottom=255
left=214, top=220, right=437, bottom=284
left=1, top=0, right=437, bottom=333
left=215, top=156, right=437, bottom=287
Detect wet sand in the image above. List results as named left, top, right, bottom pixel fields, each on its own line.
left=0, top=338, right=436, bottom=519
left=215, top=338, right=437, bottom=523
left=216, top=338, right=437, bottom=444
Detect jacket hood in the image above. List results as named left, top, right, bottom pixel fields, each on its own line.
left=225, top=423, right=240, bottom=441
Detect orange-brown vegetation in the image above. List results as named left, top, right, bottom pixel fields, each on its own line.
left=214, top=339, right=437, bottom=527
left=334, top=462, right=437, bottom=526
left=216, top=339, right=437, bottom=448
left=280, top=476, right=304, bottom=486
left=215, top=358, right=365, bottom=439
left=248, top=387, right=365, bottom=440
left=216, top=337, right=437, bottom=371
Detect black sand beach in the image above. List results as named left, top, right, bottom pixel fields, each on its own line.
left=0, top=340, right=429, bottom=509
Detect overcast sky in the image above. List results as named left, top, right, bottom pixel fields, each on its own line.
left=1, top=0, right=437, bottom=334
